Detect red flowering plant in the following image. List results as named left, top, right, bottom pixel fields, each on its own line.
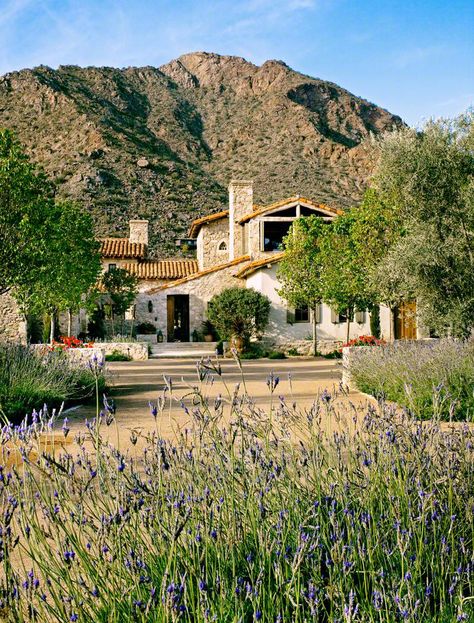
left=50, top=336, right=95, bottom=351
left=340, top=335, right=386, bottom=350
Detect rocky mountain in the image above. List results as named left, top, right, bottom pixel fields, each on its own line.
left=0, top=52, right=403, bottom=255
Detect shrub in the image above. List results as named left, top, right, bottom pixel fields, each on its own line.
left=323, top=349, right=343, bottom=359
left=0, top=344, right=107, bottom=422
left=268, top=350, right=286, bottom=359
left=239, top=342, right=270, bottom=359
left=105, top=350, right=132, bottom=362
left=341, top=335, right=385, bottom=349
left=350, top=339, right=474, bottom=420
left=287, top=347, right=300, bottom=356
left=136, top=322, right=156, bottom=335
left=0, top=364, right=472, bottom=622
left=207, top=287, right=271, bottom=347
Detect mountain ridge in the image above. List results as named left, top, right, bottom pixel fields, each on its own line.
left=0, top=52, right=403, bottom=255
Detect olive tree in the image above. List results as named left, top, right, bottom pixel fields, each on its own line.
left=372, top=111, right=474, bottom=337
left=207, top=287, right=270, bottom=351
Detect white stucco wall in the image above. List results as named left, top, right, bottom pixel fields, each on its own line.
left=245, top=264, right=378, bottom=344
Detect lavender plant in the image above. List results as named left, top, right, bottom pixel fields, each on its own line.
left=0, top=344, right=107, bottom=422
left=0, top=356, right=472, bottom=622
left=350, top=339, right=474, bottom=421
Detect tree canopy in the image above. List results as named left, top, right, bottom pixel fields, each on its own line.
left=372, top=111, right=474, bottom=336
left=207, top=287, right=270, bottom=346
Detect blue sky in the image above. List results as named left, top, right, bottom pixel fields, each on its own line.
left=0, top=0, right=472, bottom=125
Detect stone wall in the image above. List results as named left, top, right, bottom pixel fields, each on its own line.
left=272, top=339, right=343, bottom=356
left=144, top=262, right=246, bottom=341
left=198, top=218, right=230, bottom=269
left=229, top=180, right=253, bottom=259
left=0, top=292, right=27, bottom=344
left=101, top=342, right=148, bottom=360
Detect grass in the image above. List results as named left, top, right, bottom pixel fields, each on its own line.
left=0, top=344, right=107, bottom=423
left=349, top=339, right=474, bottom=420
left=0, top=357, right=472, bottom=621
left=105, top=350, right=132, bottom=362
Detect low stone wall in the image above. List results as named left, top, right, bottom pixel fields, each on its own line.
left=101, top=342, right=148, bottom=361
left=30, top=342, right=148, bottom=362
left=270, top=339, right=343, bottom=356
left=341, top=345, right=365, bottom=388
left=30, top=345, right=106, bottom=366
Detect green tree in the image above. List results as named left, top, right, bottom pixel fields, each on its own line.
left=0, top=129, right=54, bottom=296
left=207, top=287, right=270, bottom=350
left=372, top=111, right=474, bottom=337
left=277, top=215, right=325, bottom=356
left=101, top=268, right=138, bottom=336
left=320, top=212, right=375, bottom=343
left=18, top=201, right=101, bottom=341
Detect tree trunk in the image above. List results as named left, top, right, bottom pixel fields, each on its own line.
left=312, top=305, right=318, bottom=357
left=346, top=309, right=351, bottom=344
left=67, top=309, right=73, bottom=337
left=49, top=313, right=55, bottom=345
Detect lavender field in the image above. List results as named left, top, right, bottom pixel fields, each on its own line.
left=0, top=358, right=473, bottom=622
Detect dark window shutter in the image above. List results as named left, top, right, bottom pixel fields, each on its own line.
left=286, top=307, right=295, bottom=324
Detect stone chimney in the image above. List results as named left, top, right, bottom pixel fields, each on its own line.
left=228, top=180, right=253, bottom=259
left=129, top=219, right=149, bottom=246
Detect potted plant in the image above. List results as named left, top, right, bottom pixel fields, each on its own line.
left=201, top=320, right=216, bottom=342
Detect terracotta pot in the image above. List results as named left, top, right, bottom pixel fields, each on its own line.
left=203, top=334, right=213, bottom=342
left=231, top=335, right=245, bottom=353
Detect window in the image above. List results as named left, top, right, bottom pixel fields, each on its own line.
left=148, top=300, right=153, bottom=313
left=108, top=263, right=117, bottom=272
left=218, top=240, right=227, bottom=251
left=294, top=306, right=310, bottom=323
left=262, top=221, right=292, bottom=252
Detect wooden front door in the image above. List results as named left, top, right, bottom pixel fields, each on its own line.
left=394, top=301, right=417, bottom=340
left=166, top=295, right=190, bottom=342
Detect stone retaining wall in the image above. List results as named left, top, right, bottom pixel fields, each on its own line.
left=30, top=342, right=148, bottom=362
left=268, top=339, right=343, bottom=356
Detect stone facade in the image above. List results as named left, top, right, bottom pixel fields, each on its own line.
left=197, top=217, right=230, bottom=269
left=129, top=219, right=149, bottom=246
left=229, top=180, right=253, bottom=260
left=0, top=292, right=27, bottom=344
left=273, top=339, right=344, bottom=356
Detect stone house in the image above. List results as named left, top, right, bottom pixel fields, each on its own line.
left=0, top=179, right=425, bottom=348
left=98, top=180, right=424, bottom=351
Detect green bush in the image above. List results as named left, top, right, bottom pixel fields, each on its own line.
left=350, top=339, right=474, bottom=420
left=239, top=343, right=270, bottom=359
left=207, top=287, right=270, bottom=345
left=268, top=350, right=286, bottom=359
left=0, top=344, right=107, bottom=422
left=287, top=347, right=300, bottom=356
left=136, top=321, right=156, bottom=335
left=105, top=350, right=132, bottom=362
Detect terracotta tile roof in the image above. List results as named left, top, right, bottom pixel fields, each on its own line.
left=123, top=259, right=199, bottom=280
left=239, top=197, right=343, bottom=223
left=188, top=210, right=229, bottom=238
left=100, top=238, right=147, bottom=259
left=235, top=252, right=285, bottom=278
left=147, top=255, right=250, bottom=293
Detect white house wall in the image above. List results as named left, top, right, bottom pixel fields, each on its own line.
left=245, top=264, right=380, bottom=343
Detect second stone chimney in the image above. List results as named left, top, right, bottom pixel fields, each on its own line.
left=129, top=219, right=149, bottom=247
left=229, top=180, right=253, bottom=259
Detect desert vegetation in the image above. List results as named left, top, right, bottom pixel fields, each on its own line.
left=0, top=359, right=472, bottom=622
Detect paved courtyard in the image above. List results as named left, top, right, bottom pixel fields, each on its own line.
left=67, top=357, right=370, bottom=446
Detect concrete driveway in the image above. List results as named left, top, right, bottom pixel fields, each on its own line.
left=67, top=356, right=366, bottom=445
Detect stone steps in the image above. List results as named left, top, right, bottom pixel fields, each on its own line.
left=150, top=341, right=218, bottom=359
